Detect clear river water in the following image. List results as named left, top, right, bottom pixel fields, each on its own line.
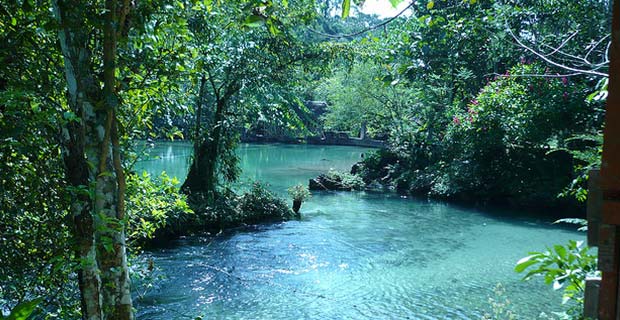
left=135, top=142, right=583, bottom=319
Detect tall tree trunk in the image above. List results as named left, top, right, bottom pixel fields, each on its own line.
left=96, top=0, right=133, bottom=318
left=182, top=98, right=226, bottom=196
left=183, top=77, right=241, bottom=197
left=54, top=2, right=103, bottom=319
left=182, top=75, right=211, bottom=195
left=192, top=75, right=207, bottom=175
left=202, top=99, right=227, bottom=195
left=54, top=1, right=132, bottom=319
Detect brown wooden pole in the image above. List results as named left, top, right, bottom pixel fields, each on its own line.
left=599, top=0, right=620, bottom=319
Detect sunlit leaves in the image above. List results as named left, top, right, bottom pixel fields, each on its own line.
left=389, top=0, right=404, bottom=7
left=515, top=239, right=598, bottom=305
left=125, top=171, right=193, bottom=246
left=4, top=298, right=43, bottom=320
left=341, top=0, right=351, bottom=18
left=243, top=14, right=265, bottom=28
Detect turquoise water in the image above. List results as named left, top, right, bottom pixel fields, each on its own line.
left=135, top=142, right=582, bottom=319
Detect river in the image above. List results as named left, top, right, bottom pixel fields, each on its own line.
left=135, top=142, right=582, bottom=319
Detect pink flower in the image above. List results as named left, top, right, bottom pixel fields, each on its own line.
left=453, top=116, right=461, bottom=125
left=562, top=77, right=568, bottom=85
left=520, top=57, right=526, bottom=64
left=471, top=99, right=479, bottom=105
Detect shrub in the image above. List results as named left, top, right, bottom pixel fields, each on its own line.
left=326, top=169, right=365, bottom=190
left=238, top=182, right=294, bottom=224
left=357, top=149, right=399, bottom=183
left=288, top=184, right=311, bottom=201
left=125, top=171, right=193, bottom=245
left=184, top=182, right=295, bottom=231
left=441, top=62, right=592, bottom=203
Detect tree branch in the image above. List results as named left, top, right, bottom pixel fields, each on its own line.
left=507, top=26, right=608, bottom=77
left=308, top=1, right=415, bottom=39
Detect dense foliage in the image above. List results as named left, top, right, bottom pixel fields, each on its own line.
left=187, top=182, right=295, bottom=229
left=125, top=172, right=193, bottom=245
left=0, top=0, right=612, bottom=318
left=317, top=0, right=609, bottom=208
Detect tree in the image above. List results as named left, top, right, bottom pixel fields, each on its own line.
left=180, top=0, right=333, bottom=198
left=52, top=0, right=135, bottom=318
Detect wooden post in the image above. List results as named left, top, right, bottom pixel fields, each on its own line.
left=589, top=169, right=602, bottom=246
left=585, top=277, right=602, bottom=319
left=598, top=0, right=620, bottom=318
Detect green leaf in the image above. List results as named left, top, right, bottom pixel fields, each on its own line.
left=203, top=0, right=212, bottom=11
left=11, top=17, right=17, bottom=26
left=7, top=298, right=43, bottom=320
left=554, top=245, right=567, bottom=260
left=243, top=15, right=265, bottom=28
left=515, top=255, right=539, bottom=273
left=341, top=0, right=351, bottom=19
left=426, top=1, right=434, bottom=9
left=389, top=0, right=404, bottom=7
left=266, top=18, right=281, bottom=35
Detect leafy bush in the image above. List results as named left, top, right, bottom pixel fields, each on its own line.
left=357, top=63, right=596, bottom=206
left=0, top=93, right=80, bottom=318
left=357, top=149, right=399, bottom=184
left=288, top=184, right=311, bottom=201
left=326, top=169, right=365, bottom=190
left=186, top=182, right=295, bottom=230
left=238, top=182, right=294, bottom=224
left=442, top=62, right=592, bottom=203
left=125, top=171, right=193, bottom=245
left=559, top=133, right=603, bottom=202
left=482, top=284, right=517, bottom=320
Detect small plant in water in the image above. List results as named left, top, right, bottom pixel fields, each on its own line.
left=482, top=283, right=517, bottom=320
left=288, top=184, right=311, bottom=214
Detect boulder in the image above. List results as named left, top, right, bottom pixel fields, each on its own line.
left=308, top=174, right=352, bottom=191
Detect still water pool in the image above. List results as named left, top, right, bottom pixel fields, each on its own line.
left=135, top=142, right=582, bottom=319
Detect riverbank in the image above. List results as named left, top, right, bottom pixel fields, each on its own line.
left=240, top=132, right=387, bottom=148
left=344, top=148, right=586, bottom=219
left=138, top=140, right=584, bottom=220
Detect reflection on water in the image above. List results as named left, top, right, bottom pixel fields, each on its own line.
left=135, top=142, right=582, bottom=319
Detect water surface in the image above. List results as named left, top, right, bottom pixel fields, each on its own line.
left=135, top=142, right=582, bottom=319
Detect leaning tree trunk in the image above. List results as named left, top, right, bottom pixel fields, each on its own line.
left=182, top=98, right=226, bottom=197
left=54, top=1, right=133, bottom=319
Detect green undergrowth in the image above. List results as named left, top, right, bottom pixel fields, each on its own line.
left=126, top=174, right=294, bottom=247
